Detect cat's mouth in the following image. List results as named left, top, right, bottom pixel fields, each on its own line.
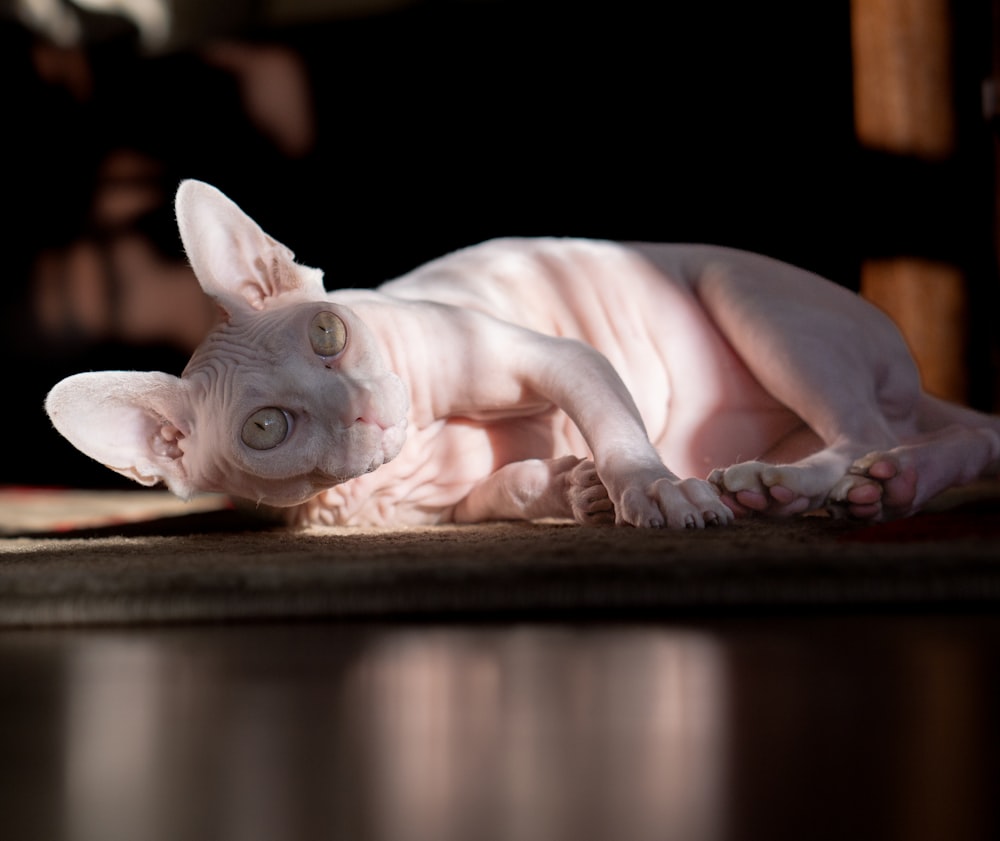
left=361, top=419, right=406, bottom=473
left=378, top=417, right=407, bottom=461
left=312, top=417, right=406, bottom=485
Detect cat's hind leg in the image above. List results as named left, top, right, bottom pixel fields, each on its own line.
left=692, top=250, right=922, bottom=518
left=452, top=456, right=615, bottom=524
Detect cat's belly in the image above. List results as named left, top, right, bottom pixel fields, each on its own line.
left=397, top=237, right=805, bottom=473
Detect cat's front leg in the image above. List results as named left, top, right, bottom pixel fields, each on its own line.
left=441, top=310, right=733, bottom=528
left=453, top=456, right=614, bottom=524
left=513, top=336, right=733, bottom=528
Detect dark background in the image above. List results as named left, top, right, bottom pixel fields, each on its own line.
left=2, top=0, right=996, bottom=487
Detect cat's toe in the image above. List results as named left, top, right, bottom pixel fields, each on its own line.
left=567, top=458, right=614, bottom=525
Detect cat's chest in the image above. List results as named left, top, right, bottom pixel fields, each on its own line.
left=287, top=408, right=573, bottom=527
left=288, top=419, right=502, bottom=526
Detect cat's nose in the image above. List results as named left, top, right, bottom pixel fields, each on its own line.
left=330, top=372, right=406, bottom=432
left=339, top=382, right=382, bottom=429
left=351, top=407, right=390, bottom=431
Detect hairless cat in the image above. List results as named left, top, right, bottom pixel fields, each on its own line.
left=46, top=180, right=1000, bottom=528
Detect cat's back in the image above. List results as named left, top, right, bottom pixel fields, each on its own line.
left=375, top=237, right=703, bottom=338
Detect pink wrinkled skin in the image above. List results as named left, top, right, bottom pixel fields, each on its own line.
left=46, top=181, right=1000, bottom=529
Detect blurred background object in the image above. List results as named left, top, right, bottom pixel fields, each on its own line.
left=2, top=0, right=996, bottom=488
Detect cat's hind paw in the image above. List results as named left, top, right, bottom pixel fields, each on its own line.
left=825, top=453, right=918, bottom=521
left=709, top=461, right=825, bottom=518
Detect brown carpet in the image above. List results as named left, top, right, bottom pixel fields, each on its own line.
left=1, top=486, right=999, bottom=627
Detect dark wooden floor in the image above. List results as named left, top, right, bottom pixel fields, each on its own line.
left=2, top=614, right=998, bottom=841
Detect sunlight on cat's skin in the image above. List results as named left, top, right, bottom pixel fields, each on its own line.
left=45, top=181, right=1000, bottom=529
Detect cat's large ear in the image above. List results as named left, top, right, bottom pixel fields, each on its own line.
left=46, top=371, right=201, bottom=498
left=175, top=179, right=326, bottom=311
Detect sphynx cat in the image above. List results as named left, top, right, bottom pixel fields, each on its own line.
left=46, top=180, right=1000, bottom=529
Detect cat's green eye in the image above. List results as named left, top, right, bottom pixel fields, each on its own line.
left=242, top=407, right=290, bottom=450
left=309, top=311, right=347, bottom=357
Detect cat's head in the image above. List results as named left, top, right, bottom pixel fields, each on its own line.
left=45, top=180, right=409, bottom=506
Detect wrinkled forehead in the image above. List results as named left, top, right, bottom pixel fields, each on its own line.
left=177, top=311, right=294, bottom=436
left=185, top=305, right=292, bottom=370
left=183, top=299, right=348, bottom=377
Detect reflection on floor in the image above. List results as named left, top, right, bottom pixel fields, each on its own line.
left=1, top=616, right=998, bottom=841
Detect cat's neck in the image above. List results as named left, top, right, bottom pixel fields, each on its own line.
left=326, top=289, right=445, bottom=426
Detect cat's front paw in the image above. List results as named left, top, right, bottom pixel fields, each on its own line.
left=612, top=471, right=734, bottom=529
